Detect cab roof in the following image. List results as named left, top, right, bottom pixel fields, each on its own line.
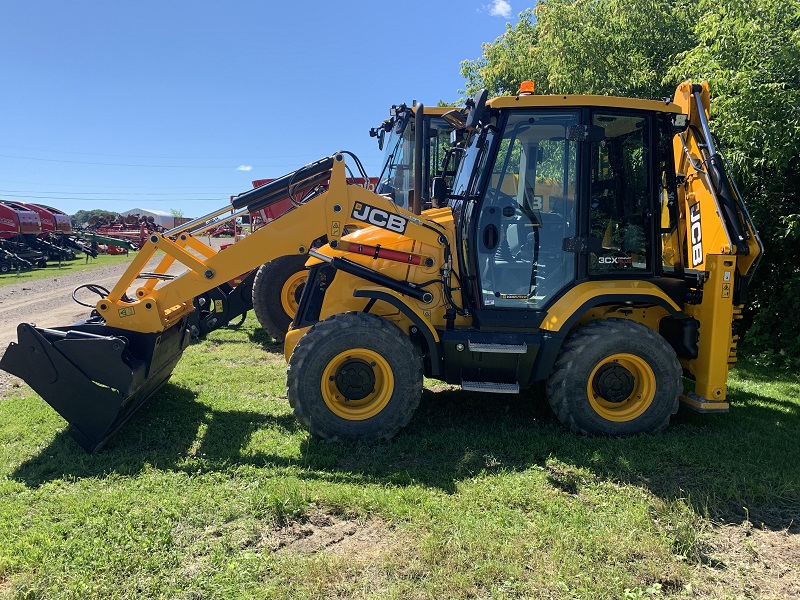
left=421, top=106, right=458, bottom=116
left=488, top=93, right=683, bottom=114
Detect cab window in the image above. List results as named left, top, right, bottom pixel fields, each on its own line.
left=589, top=113, right=652, bottom=274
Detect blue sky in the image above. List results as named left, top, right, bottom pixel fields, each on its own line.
left=0, top=1, right=521, bottom=218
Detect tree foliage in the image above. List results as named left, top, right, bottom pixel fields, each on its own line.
left=71, top=209, right=120, bottom=228
left=672, top=0, right=800, bottom=364
left=462, top=0, right=800, bottom=363
left=461, top=0, right=696, bottom=99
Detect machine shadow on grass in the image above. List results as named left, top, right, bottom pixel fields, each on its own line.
left=11, top=383, right=302, bottom=487
left=246, top=326, right=285, bottom=352
left=12, top=363, right=800, bottom=531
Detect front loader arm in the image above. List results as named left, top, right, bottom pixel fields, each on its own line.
left=97, top=154, right=446, bottom=334
left=0, top=153, right=447, bottom=453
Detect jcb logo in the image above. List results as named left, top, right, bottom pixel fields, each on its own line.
left=351, top=202, right=408, bottom=234
left=689, top=203, right=703, bottom=267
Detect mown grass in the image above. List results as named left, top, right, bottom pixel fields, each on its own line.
left=1, top=317, right=798, bottom=599
left=0, top=253, right=134, bottom=288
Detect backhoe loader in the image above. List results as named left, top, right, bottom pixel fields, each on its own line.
left=250, top=104, right=457, bottom=342
left=0, top=81, right=761, bottom=452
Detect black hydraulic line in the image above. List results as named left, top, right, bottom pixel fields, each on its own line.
left=690, top=86, right=749, bottom=255
left=72, top=283, right=113, bottom=307
left=704, top=153, right=749, bottom=254
left=337, top=150, right=370, bottom=184
left=309, top=250, right=433, bottom=304
left=413, top=103, right=425, bottom=215
left=230, top=155, right=335, bottom=212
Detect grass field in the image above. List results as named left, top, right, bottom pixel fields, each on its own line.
left=1, top=317, right=798, bottom=599
left=0, top=253, right=134, bottom=288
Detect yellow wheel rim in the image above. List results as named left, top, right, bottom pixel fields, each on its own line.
left=280, top=271, right=307, bottom=318
left=586, top=353, right=655, bottom=422
left=321, top=349, right=394, bottom=421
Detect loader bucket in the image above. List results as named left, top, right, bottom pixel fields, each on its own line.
left=0, top=317, right=191, bottom=453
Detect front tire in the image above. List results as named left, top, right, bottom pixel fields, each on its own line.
left=251, top=254, right=309, bottom=342
left=546, top=319, right=681, bottom=435
left=287, top=312, right=423, bottom=442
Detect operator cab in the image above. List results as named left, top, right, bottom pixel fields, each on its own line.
left=447, top=91, right=685, bottom=329
left=371, top=105, right=458, bottom=211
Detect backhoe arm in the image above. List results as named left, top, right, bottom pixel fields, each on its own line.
left=672, top=81, right=764, bottom=410
left=673, top=81, right=763, bottom=277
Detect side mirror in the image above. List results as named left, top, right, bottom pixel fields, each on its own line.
left=441, top=109, right=466, bottom=128
left=395, top=108, right=411, bottom=134
left=432, top=177, right=449, bottom=207
left=369, top=121, right=391, bottom=151
left=370, top=128, right=386, bottom=151
left=464, top=89, right=488, bottom=131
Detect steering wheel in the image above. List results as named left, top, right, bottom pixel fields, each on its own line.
left=484, top=188, right=525, bottom=220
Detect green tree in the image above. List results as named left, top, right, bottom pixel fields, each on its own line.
left=461, top=0, right=696, bottom=99
left=671, top=0, right=800, bottom=364
left=461, top=8, right=544, bottom=98
left=71, top=209, right=119, bottom=228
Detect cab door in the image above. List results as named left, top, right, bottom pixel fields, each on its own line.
left=442, top=110, right=581, bottom=389
left=470, top=110, right=580, bottom=327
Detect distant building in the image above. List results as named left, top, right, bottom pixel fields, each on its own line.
left=119, top=208, right=191, bottom=229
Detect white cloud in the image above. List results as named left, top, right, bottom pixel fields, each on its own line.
left=487, top=0, right=512, bottom=17
left=236, top=165, right=253, bottom=172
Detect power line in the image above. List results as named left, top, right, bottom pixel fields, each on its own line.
left=0, top=144, right=327, bottom=160
left=0, top=189, right=234, bottom=197
left=0, top=178, right=241, bottom=189
left=0, top=153, right=303, bottom=169
left=0, top=193, right=228, bottom=202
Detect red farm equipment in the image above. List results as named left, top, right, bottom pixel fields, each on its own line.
left=82, top=214, right=143, bottom=251
left=0, top=201, right=47, bottom=270
left=11, top=201, right=97, bottom=261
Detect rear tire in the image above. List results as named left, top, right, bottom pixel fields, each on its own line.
left=546, top=318, right=681, bottom=435
left=252, top=254, right=309, bottom=342
left=287, top=312, right=423, bottom=442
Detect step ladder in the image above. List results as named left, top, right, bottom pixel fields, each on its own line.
left=461, top=380, right=520, bottom=394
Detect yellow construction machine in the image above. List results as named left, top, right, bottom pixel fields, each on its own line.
left=1, top=82, right=762, bottom=451
left=250, top=104, right=457, bottom=342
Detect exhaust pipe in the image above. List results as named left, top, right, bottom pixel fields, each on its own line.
left=0, top=317, right=192, bottom=453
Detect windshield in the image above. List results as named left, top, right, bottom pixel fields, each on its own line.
left=375, top=115, right=452, bottom=210
left=451, top=134, right=479, bottom=199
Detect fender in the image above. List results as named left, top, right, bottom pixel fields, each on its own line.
left=541, top=281, right=686, bottom=334
left=352, top=289, right=443, bottom=378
